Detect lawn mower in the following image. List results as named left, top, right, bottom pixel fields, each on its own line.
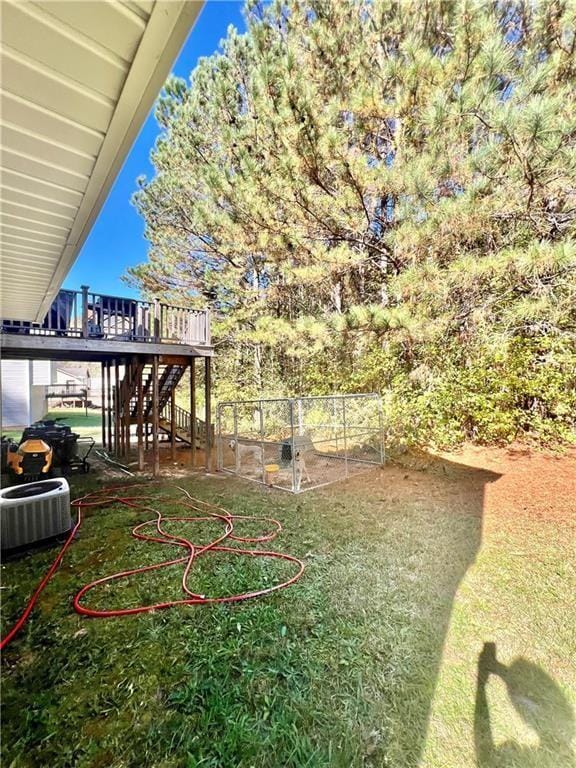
left=2, top=418, right=95, bottom=483
left=2, top=435, right=53, bottom=481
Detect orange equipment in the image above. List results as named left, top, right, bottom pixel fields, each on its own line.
left=6, top=438, right=53, bottom=481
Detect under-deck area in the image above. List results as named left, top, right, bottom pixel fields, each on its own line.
left=1, top=287, right=214, bottom=475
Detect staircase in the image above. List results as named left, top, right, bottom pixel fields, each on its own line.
left=136, top=361, right=187, bottom=419
left=158, top=402, right=211, bottom=448
left=118, top=360, right=209, bottom=449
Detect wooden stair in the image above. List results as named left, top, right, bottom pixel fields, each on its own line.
left=131, top=361, right=187, bottom=418
left=118, top=359, right=210, bottom=449
left=158, top=402, right=211, bottom=449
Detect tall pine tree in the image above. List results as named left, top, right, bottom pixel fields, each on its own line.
left=130, top=0, right=576, bottom=445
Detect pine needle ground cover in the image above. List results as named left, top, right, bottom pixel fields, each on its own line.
left=1, top=450, right=574, bottom=768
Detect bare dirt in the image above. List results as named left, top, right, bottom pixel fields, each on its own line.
left=113, top=440, right=576, bottom=532
left=432, top=444, right=576, bottom=524
left=343, top=443, right=576, bottom=531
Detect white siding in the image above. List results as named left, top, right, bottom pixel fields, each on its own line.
left=30, top=384, right=48, bottom=423
left=32, top=360, right=52, bottom=385
left=1, top=360, right=30, bottom=427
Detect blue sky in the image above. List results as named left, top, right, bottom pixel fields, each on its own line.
left=64, top=2, right=246, bottom=298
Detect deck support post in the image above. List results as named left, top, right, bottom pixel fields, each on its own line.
left=152, top=354, right=160, bottom=477
left=100, top=362, right=106, bottom=448
left=137, top=360, right=144, bottom=471
left=124, top=358, right=132, bottom=457
left=145, top=358, right=150, bottom=452
left=190, top=357, right=196, bottom=468
left=106, top=361, right=112, bottom=452
left=205, top=356, right=212, bottom=472
left=119, top=362, right=126, bottom=457
left=170, top=384, right=176, bottom=461
left=102, top=361, right=107, bottom=450
left=114, top=360, right=120, bottom=456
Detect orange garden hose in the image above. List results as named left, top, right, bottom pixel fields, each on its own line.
left=0, top=484, right=305, bottom=650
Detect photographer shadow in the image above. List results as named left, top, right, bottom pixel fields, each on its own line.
left=475, top=642, right=575, bottom=767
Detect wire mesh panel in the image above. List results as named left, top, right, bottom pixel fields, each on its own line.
left=216, top=394, right=384, bottom=493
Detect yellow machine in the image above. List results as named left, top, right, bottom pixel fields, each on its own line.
left=6, top=438, right=53, bottom=481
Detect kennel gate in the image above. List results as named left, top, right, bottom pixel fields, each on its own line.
left=216, top=394, right=384, bottom=493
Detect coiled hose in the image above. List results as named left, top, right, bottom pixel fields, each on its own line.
left=1, top=483, right=305, bottom=650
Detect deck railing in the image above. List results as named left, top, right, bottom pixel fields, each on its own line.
left=161, top=400, right=210, bottom=443
left=1, top=286, right=210, bottom=346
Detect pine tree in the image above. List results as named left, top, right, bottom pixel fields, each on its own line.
left=130, top=0, right=576, bottom=445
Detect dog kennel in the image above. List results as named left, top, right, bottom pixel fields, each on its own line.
left=216, top=394, right=384, bottom=493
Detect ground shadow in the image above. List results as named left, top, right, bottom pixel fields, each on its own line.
left=338, top=451, right=503, bottom=766
left=475, top=642, right=575, bottom=767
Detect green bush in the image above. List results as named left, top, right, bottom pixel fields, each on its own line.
left=383, top=338, right=576, bottom=449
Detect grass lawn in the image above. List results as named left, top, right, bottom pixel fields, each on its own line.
left=1, top=448, right=574, bottom=768
left=44, top=408, right=103, bottom=442
left=2, top=409, right=102, bottom=444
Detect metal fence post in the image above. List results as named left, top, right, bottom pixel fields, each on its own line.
left=378, top=398, right=385, bottom=466
left=289, top=399, right=297, bottom=492
left=233, top=404, right=238, bottom=475
left=216, top=405, right=222, bottom=471
left=333, top=396, right=339, bottom=454
left=259, top=400, right=266, bottom=483
left=342, top=397, right=349, bottom=480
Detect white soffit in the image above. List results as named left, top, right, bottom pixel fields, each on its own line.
left=0, top=0, right=203, bottom=322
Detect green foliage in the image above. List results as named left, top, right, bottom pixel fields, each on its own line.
left=392, top=338, right=576, bottom=448
left=130, top=0, right=576, bottom=447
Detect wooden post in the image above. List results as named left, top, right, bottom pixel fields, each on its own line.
left=112, top=386, right=118, bottom=455
left=170, top=385, right=177, bottom=461
left=124, top=358, right=132, bottom=457
left=81, top=285, right=89, bottom=338
left=190, top=358, right=196, bottom=467
left=153, top=298, right=160, bottom=341
left=145, top=358, right=150, bottom=451
left=144, top=357, right=149, bottom=453
left=137, top=361, right=144, bottom=471
left=152, top=354, right=160, bottom=476
left=100, top=362, right=106, bottom=448
left=106, top=361, right=112, bottom=452
left=119, top=363, right=126, bottom=457
left=121, top=363, right=126, bottom=456
left=205, top=356, right=212, bottom=472
left=114, top=360, right=120, bottom=455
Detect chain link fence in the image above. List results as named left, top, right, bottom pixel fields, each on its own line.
left=216, top=394, right=384, bottom=493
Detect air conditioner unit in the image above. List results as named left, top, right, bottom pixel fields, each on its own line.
left=0, top=478, right=71, bottom=550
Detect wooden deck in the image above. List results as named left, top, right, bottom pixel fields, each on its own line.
left=1, top=287, right=214, bottom=474
left=1, top=286, right=211, bottom=360
left=1, top=333, right=213, bottom=361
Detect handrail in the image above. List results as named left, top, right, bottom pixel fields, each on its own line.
left=162, top=401, right=207, bottom=438
left=0, top=287, right=210, bottom=346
